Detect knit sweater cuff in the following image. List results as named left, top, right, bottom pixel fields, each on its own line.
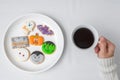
left=97, top=57, right=117, bottom=73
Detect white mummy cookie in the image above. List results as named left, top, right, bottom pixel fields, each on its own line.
left=11, top=36, right=29, bottom=49
left=22, top=20, right=36, bottom=35
left=14, top=48, right=30, bottom=62
left=30, top=51, right=45, bottom=64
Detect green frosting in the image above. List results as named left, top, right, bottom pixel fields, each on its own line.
left=42, top=41, right=56, bottom=54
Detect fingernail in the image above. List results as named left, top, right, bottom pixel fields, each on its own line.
left=98, top=41, right=101, bottom=44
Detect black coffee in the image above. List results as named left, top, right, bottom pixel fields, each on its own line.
left=73, top=28, right=94, bottom=49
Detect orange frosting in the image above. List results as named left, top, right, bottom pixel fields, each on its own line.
left=29, top=33, right=44, bottom=46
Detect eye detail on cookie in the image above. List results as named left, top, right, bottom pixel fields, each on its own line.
left=22, top=20, right=36, bottom=35
left=42, top=41, right=56, bottom=55
left=30, top=51, right=45, bottom=64
left=14, top=48, right=30, bottom=62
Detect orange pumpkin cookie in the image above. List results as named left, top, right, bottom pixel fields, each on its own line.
left=29, top=33, right=44, bottom=46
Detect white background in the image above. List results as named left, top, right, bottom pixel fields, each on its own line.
left=0, top=0, right=120, bottom=80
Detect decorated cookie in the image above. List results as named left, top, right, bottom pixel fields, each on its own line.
left=42, top=41, right=56, bottom=54
left=22, top=20, right=36, bottom=35
left=30, top=51, right=45, bottom=64
left=29, top=33, right=44, bottom=46
left=11, top=36, right=29, bottom=49
left=37, top=25, right=54, bottom=35
left=14, top=48, right=30, bottom=62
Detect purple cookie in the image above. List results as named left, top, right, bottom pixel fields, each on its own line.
left=37, top=25, right=54, bottom=35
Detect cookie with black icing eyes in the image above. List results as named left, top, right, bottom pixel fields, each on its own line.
left=30, top=51, right=45, bottom=64
left=15, top=48, right=30, bottom=62
left=22, top=20, right=36, bottom=35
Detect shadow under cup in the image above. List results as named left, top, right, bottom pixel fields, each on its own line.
left=73, top=25, right=98, bottom=51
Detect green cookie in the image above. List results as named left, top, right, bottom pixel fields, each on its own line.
left=42, top=41, right=56, bottom=54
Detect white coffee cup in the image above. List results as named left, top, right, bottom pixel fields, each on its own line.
left=72, top=25, right=99, bottom=52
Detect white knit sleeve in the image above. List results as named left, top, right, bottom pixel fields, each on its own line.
left=98, top=57, right=119, bottom=80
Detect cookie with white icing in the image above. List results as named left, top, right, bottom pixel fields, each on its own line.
left=11, top=36, right=29, bottom=49
left=30, top=51, right=45, bottom=64
left=14, top=48, right=30, bottom=62
left=22, top=20, right=36, bottom=35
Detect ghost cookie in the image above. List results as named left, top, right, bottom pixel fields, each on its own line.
left=22, top=20, right=36, bottom=35
left=42, top=41, right=56, bottom=55
left=14, top=48, right=30, bottom=62
left=30, top=51, right=45, bottom=64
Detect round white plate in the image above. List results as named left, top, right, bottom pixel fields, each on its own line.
left=4, top=13, right=64, bottom=73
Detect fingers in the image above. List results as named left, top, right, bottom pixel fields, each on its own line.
left=107, top=40, right=115, bottom=54
left=98, top=36, right=108, bottom=53
left=94, top=36, right=115, bottom=58
left=94, top=44, right=100, bottom=53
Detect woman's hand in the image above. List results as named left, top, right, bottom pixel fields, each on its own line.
left=94, top=36, right=115, bottom=58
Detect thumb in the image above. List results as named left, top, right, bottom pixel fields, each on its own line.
left=98, top=37, right=107, bottom=54
left=94, top=44, right=100, bottom=54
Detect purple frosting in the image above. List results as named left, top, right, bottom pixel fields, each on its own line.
left=37, top=25, right=54, bottom=35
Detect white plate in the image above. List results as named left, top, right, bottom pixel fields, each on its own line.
left=4, top=13, right=64, bottom=73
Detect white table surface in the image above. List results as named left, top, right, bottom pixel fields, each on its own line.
left=0, top=0, right=120, bottom=80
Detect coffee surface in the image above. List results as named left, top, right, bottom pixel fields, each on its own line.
left=73, top=28, right=94, bottom=49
